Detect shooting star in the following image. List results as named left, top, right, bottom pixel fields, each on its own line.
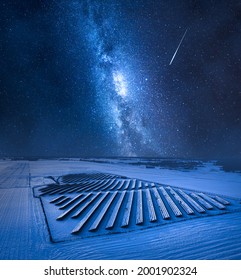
left=169, top=28, right=188, bottom=65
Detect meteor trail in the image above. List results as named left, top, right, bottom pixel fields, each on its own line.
left=169, top=28, right=188, bottom=65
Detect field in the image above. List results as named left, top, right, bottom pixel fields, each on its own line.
left=0, top=158, right=241, bottom=259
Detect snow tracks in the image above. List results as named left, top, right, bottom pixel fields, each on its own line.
left=0, top=162, right=31, bottom=259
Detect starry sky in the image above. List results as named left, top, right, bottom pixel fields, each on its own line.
left=0, top=0, right=241, bottom=158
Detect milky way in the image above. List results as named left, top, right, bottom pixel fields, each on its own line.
left=79, top=0, right=162, bottom=156
left=1, top=0, right=241, bottom=158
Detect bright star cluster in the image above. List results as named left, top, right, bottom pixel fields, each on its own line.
left=113, top=71, right=127, bottom=98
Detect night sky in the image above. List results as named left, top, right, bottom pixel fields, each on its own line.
left=1, top=0, right=241, bottom=158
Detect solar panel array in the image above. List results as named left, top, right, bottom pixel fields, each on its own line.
left=36, top=173, right=240, bottom=242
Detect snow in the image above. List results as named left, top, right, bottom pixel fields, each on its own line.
left=0, top=159, right=241, bottom=260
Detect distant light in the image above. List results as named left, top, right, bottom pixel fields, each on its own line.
left=113, top=71, right=127, bottom=98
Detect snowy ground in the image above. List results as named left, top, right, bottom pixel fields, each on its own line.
left=0, top=159, right=241, bottom=260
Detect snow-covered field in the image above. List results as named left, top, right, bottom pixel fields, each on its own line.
left=0, top=159, right=241, bottom=259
